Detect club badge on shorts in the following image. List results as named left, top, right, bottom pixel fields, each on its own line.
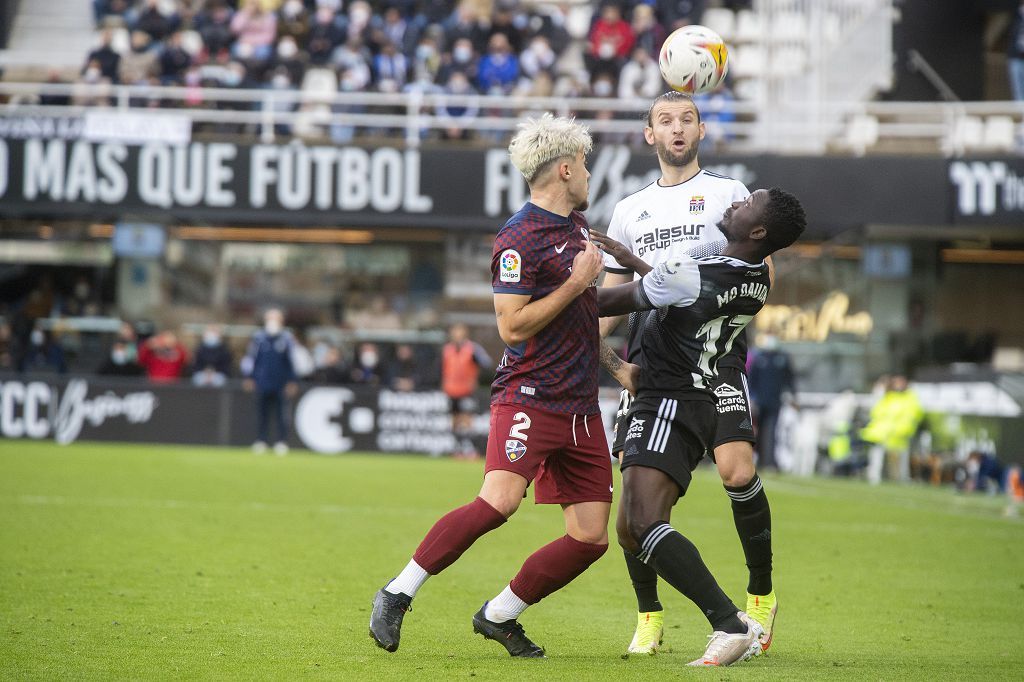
left=505, top=439, right=527, bottom=462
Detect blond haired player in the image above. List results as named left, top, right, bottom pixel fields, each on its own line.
left=370, top=114, right=610, bottom=658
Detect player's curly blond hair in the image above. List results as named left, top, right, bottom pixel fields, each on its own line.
left=508, top=113, right=593, bottom=185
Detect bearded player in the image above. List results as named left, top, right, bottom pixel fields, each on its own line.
left=370, top=114, right=613, bottom=657
left=599, top=91, right=778, bottom=655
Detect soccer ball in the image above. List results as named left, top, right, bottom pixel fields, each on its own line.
left=658, top=25, right=729, bottom=95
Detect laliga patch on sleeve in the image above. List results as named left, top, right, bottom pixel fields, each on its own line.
left=499, top=249, right=522, bottom=283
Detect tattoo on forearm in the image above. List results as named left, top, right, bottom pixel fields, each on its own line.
left=599, top=340, right=623, bottom=374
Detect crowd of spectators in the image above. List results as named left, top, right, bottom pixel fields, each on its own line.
left=1, top=307, right=442, bottom=393
left=73, top=0, right=751, bottom=140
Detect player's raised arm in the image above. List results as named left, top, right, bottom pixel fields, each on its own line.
left=597, top=257, right=701, bottom=317
left=494, top=240, right=603, bottom=346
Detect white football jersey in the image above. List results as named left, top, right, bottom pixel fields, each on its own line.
left=602, top=169, right=750, bottom=277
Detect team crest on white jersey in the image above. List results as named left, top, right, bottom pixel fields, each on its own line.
left=689, top=195, right=705, bottom=214
left=505, top=439, right=527, bottom=462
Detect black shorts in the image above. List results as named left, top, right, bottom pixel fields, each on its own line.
left=620, top=396, right=717, bottom=498
left=710, top=366, right=756, bottom=449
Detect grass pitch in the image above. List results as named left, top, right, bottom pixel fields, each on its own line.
left=1, top=441, right=1020, bottom=680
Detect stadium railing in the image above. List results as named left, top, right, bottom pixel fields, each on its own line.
left=1, top=81, right=1023, bottom=155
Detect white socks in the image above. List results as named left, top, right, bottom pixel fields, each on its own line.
left=385, top=559, right=430, bottom=597
left=384, top=564, right=529, bottom=623
left=484, top=585, right=529, bottom=623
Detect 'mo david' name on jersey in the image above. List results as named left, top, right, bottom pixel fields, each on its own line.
left=635, top=224, right=705, bottom=258
left=717, top=282, right=769, bottom=308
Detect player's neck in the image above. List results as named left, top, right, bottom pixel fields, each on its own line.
left=529, top=190, right=574, bottom=218
left=658, top=160, right=701, bottom=187
left=722, top=242, right=763, bottom=264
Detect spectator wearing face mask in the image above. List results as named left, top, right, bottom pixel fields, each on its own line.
left=272, top=36, right=307, bottom=84
left=138, top=330, right=190, bottom=383
left=83, top=29, right=121, bottom=82
left=18, top=328, right=68, bottom=375
left=519, top=36, right=556, bottom=80
left=477, top=32, right=519, bottom=94
left=586, top=3, right=634, bottom=80
left=350, top=342, right=383, bottom=385
left=437, top=37, right=478, bottom=85
left=241, top=308, right=298, bottom=455
left=410, top=35, right=442, bottom=84
left=192, top=324, right=233, bottom=387
left=439, top=71, right=480, bottom=140
left=97, top=340, right=145, bottom=377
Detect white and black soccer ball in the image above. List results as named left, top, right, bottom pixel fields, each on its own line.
left=658, top=25, right=729, bottom=95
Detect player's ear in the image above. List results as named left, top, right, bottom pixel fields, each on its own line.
left=643, top=126, right=655, bottom=146
left=750, top=225, right=768, bottom=241
left=698, top=120, right=706, bottom=141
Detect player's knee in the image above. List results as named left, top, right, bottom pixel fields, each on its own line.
left=721, top=466, right=756, bottom=488
left=716, top=444, right=756, bottom=486
left=485, top=494, right=521, bottom=519
left=616, top=526, right=639, bottom=553
left=624, top=509, right=661, bottom=549
left=570, top=526, right=609, bottom=546
left=478, top=487, right=522, bottom=518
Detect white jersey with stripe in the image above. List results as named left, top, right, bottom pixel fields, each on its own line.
left=635, top=254, right=770, bottom=400
left=601, top=169, right=751, bottom=369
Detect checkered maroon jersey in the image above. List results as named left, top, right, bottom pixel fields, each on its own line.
left=489, top=202, right=600, bottom=415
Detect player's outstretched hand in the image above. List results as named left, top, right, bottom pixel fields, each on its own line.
left=590, top=230, right=645, bottom=273
left=570, top=240, right=603, bottom=292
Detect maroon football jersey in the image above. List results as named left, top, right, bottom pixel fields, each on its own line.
left=490, top=202, right=599, bottom=415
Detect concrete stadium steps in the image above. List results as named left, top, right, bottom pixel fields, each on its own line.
left=2, top=0, right=95, bottom=74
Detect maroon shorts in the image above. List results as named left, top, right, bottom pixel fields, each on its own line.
left=485, top=403, right=612, bottom=505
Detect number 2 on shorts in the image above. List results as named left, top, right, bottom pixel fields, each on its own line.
left=509, top=411, right=532, bottom=441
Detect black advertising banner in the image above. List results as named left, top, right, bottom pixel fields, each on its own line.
left=0, top=375, right=492, bottom=454
left=0, top=130, right=1010, bottom=233
left=947, top=159, right=1024, bottom=224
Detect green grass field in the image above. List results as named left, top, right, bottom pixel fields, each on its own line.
left=1, top=441, right=1021, bottom=680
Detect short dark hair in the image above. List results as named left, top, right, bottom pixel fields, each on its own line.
left=760, top=187, right=806, bottom=253
left=645, top=91, right=702, bottom=127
